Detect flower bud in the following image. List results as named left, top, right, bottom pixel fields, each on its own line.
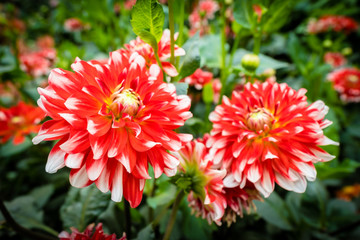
left=342, top=47, right=352, bottom=56
left=241, top=53, right=260, bottom=72
left=323, top=39, right=332, bottom=48
left=260, top=68, right=276, bottom=78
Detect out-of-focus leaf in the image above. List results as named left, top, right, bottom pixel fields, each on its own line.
left=0, top=137, right=33, bottom=157
left=147, top=181, right=176, bottom=209
left=316, top=159, right=360, bottom=180
left=202, top=83, right=214, bottom=104
left=173, top=82, right=189, bottom=95
left=285, top=192, right=302, bottom=226
left=178, top=33, right=200, bottom=80
left=262, top=0, right=294, bottom=33
left=130, top=0, right=164, bottom=50
left=254, top=192, right=294, bottom=230
left=136, top=225, right=155, bottom=240
left=199, top=34, right=225, bottom=68
left=29, top=184, right=55, bottom=209
left=0, top=46, right=16, bottom=73
left=233, top=0, right=253, bottom=29
left=60, top=184, right=110, bottom=231
left=0, top=196, right=58, bottom=236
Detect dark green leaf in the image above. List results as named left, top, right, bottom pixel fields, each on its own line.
left=0, top=137, right=33, bottom=157
left=60, top=184, right=111, bottom=231
left=178, top=33, right=200, bottom=80
left=29, top=184, right=55, bottom=209
left=254, top=192, right=294, bottom=230
left=136, top=225, right=155, bottom=240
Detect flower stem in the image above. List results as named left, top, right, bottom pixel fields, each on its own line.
left=228, top=28, right=242, bottom=70
left=219, top=0, right=228, bottom=103
left=162, top=190, right=185, bottom=240
left=253, top=33, right=261, bottom=55
left=124, top=200, right=132, bottom=239
left=168, top=0, right=175, bottom=66
left=175, top=0, right=185, bottom=69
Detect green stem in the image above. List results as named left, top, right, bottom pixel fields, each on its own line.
left=162, top=190, right=185, bottom=240
left=253, top=33, right=261, bottom=55
left=228, top=28, right=242, bottom=71
left=124, top=200, right=132, bottom=239
left=175, top=0, right=185, bottom=69
left=168, top=0, right=175, bottom=66
left=219, top=0, right=227, bottom=103
left=148, top=179, right=157, bottom=222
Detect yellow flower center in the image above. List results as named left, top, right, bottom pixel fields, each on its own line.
left=348, top=74, right=359, bottom=83
left=11, top=116, right=24, bottom=125
left=110, top=88, right=141, bottom=117
left=246, top=108, right=274, bottom=132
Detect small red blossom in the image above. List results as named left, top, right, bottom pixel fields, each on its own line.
left=124, top=29, right=185, bottom=77
left=33, top=51, right=192, bottom=207
left=0, top=101, right=44, bottom=145
left=36, top=35, right=55, bottom=49
left=208, top=80, right=338, bottom=198
left=328, top=67, right=360, bottom=102
left=64, top=18, right=85, bottom=32
left=307, top=15, right=358, bottom=34
left=181, top=69, right=213, bottom=90
left=212, top=79, right=222, bottom=104
left=124, top=0, right=136, bottom=10
left=59, top=223, right=126, bottom=240
left=324, top=52, right=347, bottom=68
left=173, top=139, right=227, bottom=225
left=198, top=0, right=219, bottom=19
left=253, top=4, right=262, bottom=22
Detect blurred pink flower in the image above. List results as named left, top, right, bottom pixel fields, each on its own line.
left=324, top=52, right=347, bottom=68
left=59, top=223, right=126, bottom=240
left=181, top=68, right=213, bottom=90
left=307, top=15, right=358, bottom=34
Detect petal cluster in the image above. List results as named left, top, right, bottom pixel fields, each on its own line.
left=182, top=68, right=213, bottom=90
left=173, top=139, right=227, bottom=225
left=59, top=223, right=126, bottom=240
left=33, top=50, right=192, bottom=207
left=124, top=29, right=185, bottom=77
left=0, top=101, right=44, bottom=145
left=208, top=80, right=338, bottom=198
left=328, top=67, right=360, bottom=103
left=324, top=52, right=347, bottom=68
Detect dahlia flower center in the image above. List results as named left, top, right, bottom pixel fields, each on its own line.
left=348, top=74, right=359, bottom=83
left=11, top=116, right=24, bottom=125
left=110, top=88, right=141, bottom=116
left=246, top=108, right=274, bottom=132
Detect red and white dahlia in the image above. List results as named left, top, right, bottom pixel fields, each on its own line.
left=181, top=68, right=213, bottom=90
left=328, top=67, right=360, bottom=102
left=33, top=51, right=192, bottom=207
left=324, top=52, right=347, bottom=68
left=124, top=29, right=185, bottom=77
left=208, top=80, right=338, bottom=198
left=173, top=139, right=227, bottom=225
left=307, top=15, right=358, bottom=34
left=0, top=101, right=45, bottom=145
left=59, top=223, right=126, bottom=240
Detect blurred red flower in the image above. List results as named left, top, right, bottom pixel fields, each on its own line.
left=64, top=18, right=85, bottom=32
left=59, top=223, right=126, bottom=240
left=324, top=52, right=347, bottom=68
left=124, top=29, right=185, bottom=77
left=181, top=68, right=213, bottom=90
left=33, top=51, right=192, bottom=207
left=328, top=67, right=360, bottom=103
left=307, top=15, right=358, bottom=34
left=208, top=80, right=338, bottom=198
left=0, top=101, right=44, bottom=145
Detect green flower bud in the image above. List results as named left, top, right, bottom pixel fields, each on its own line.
left=241, top=53, right=260, bottom=72
left=260, top=68, right=276, bottom=78
left=342, top=47, right=352, bottom=56
left=323, top=39, right=332, bottom=48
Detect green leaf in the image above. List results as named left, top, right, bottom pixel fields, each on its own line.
left=60, top=184, right=111, bottom=231
left=173, top=82, right=189, bottom=95
left=202, top=83, right=214, bottom=104
left=262, top=0, right=294, bottom=33
left=0, top=46, right=16, bottom=73
left=0, top=137, right=33, bottom=157
left=316, top=158, right=360, bottom=180
left=233, top=0, right=253, bottom=29
left=199, top=34, right=227, bottom=68
left=136, top=225, right=155, bottom=240
left=178, top=33, right=200, bottom=80
left=29, top=184, right=55, bottom=209
left=254, top=192, right=294, bottom=230
left=131, top=0, right=165, bottom=50
left=147, top=181, right=177, bottom=209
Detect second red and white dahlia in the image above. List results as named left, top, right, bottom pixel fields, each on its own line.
left=328, top=67, right=360, bottom=102
left=208, top=80, right=338, bottom=198
left=173, top=140, right=227, bottom=225
left=33, top=51, right=192, bottom=207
